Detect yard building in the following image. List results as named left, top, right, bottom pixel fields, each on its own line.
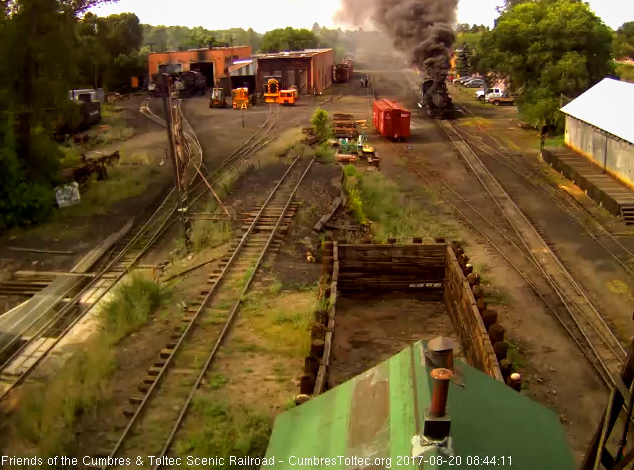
left=561, top=78, right=634, bottom=189
left=253, top=48, right=334, bottom=96
left=147, top=46, right=252, bottom=88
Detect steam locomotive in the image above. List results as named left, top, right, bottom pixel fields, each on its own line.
left=419, top=78, right=455, bottom=119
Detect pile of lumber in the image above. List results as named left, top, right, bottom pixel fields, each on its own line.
left=336, top=243, right=446, bottom=296
left=332, top=113, right=359, bottom=139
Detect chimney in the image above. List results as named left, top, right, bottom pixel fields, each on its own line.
left=426, top=336, right=454, bottom=371
left=424, top=368, right=453, bottom=440
left=429, top=368, right=452, bottom=418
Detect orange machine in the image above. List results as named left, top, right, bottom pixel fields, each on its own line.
left=277, top=90, right=296, bottom=106
left=232, top=87, right=249, bottom=109
left=264, top=78, right=280, bottom=104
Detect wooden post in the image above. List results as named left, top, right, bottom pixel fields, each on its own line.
left=493, top=341, right=509, bottom=361
left=472, top=284, right=485, bottom=299
left=466, top=273, right=480, bottom=286
left=477, top=298, right=487, bottom=312
left=304, top=356, right=320, bottom=376
left=310, top=339, right=325, bottom=358
left=488, top=324, right=505, bottom=343
left=481, top=310, right=498, bottom=330
left=508, top=373, right=522, bottom=392
left=499, top=359, right=512, bottom=381
left=311, top=323, right=326, bottom=340
left=300, top=375, right=316, bottom=394
left=314, top=310, right=328, bottom=324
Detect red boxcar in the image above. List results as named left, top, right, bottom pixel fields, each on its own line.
left=372, top=99, right=411, bottom=140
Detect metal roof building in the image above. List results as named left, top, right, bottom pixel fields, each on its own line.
left=265, top=341, right=575, bottom=469
left=253, top=48, right=334, bottom=95
left=560, top=78, right=634, bottom=188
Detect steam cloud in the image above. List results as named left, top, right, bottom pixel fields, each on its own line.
left=335, top=0, right=458, bottom=82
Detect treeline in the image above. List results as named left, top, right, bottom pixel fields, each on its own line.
left=454, top=0, right=634, bottom=127
left=142, top=23, right=357, bottom=61
left=0, top=0, right=127, bottom=230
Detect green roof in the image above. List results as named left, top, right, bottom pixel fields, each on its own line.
left=265, top=341, right=574, bottom=469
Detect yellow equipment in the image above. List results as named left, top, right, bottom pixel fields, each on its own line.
left=209, top=88, right=227, bottom=108
left=232, top=87, right=249, bottom=110
left=264, top=78, right=280, bottom=104
left=277, top=90, right=296, bottom=106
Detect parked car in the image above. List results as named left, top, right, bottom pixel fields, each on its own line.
left=453, top=75, right=471, bottom=84
left=476, top=88, right=502, bottom=100
left=486, top=91, right=516, bottom=106
left=464, top=79, right=485, bottom=88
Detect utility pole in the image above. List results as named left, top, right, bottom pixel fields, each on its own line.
left=161, top=74, right=192, bottom=252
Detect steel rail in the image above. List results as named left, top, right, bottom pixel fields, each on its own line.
left=153, top=156, right=316, bottom=469
left=102, top=155, right=312, bottom=468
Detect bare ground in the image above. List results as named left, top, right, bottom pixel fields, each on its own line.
left=330, top=293, right=462, bottom=387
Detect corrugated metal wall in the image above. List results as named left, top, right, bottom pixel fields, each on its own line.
left=565, top=115, right=634, bottom=187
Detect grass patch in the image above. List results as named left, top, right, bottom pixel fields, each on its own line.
left=343, top=166, right=458, bottom=242
left=10, top=339, right=113, bottom=458
left=191, top=220, right=232, bottom=252
left=175, top=400, right=271, bottom=470
left=100, top=273, right=171, bottom=342
left=8, top=272, right=170, bottom=459
left=507, top=341, right=525, bottom=372
left=315, top=142, right=336, bottom=164
left=55, top=166, right=156, bottom=219
left=262, top=127, right=304, bottom=159
left=241, top=290, right=317, bottom=356
left=461, top=117, right=493, bottom=128
left=207, top=373, right=229, bottom=390
left=268, top=280, right=283, bottom=295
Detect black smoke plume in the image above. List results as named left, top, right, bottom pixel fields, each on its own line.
left=335, top=0, right=458, bottom=82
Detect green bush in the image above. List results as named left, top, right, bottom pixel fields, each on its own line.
left=311, top=107, right=330, bottom=139
left=315, top=142, right=336, bottom=163
left=100, top=273, right=170, bottom=341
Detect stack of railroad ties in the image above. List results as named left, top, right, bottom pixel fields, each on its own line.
left=450, top=242, right=523, bottom=390
left=331, top=114, right=380, bottom=169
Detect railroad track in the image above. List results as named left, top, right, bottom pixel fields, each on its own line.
left=0, top=99, right=280, bottom=401
left=449, top=113, right=634, bottom=278
left=88, top=155, right=315, bottom=470
left=437, top=120, right=626, bottom=383
left=364, top=72, right=626, bottom=388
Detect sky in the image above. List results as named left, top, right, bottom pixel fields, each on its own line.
left=89, top=0, right=634, bottom=32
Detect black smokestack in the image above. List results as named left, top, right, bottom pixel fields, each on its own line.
left=335, top=0, right=458, bottom=82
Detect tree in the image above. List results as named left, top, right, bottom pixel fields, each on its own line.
left=456, top=43, right=474, bottom=77
left=311, top=108, right=330, bottom=139
left=613, top=22, right=634, bottom=60
left=260, top=27, right=318, bottom=52
left=479, top=0, right=613, bottom=126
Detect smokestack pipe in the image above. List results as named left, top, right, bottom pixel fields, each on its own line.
left=429, top=368, right=453, bottom=418
left=426, top=336, right=454, bottom=371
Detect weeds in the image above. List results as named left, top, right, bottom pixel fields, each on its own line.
left=207, top=373, right=229, bottom=390
left=315, top=142, right=336, bottom=164
left=343, top=166, right=458, bottom=242
left=191, top=220, right=232, bottom=252
left=12, top=339, right=114, bottom=458
left=175, top=400, right=272, bottom=470
left=268, top=280, right=283, bottom=295
left=100, top=273, right=170, bottom=342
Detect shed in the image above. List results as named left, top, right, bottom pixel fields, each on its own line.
left=560, top=78, right=634, bottom=188
left=253, top=49, right=334, bottom=95
left=148, top=46, right=252, bottom=88
left=265, top=341, right=575, bottom=469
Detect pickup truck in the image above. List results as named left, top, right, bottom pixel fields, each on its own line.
left=485, top=91, right=515, bottom=106
left=475, top=87, right=502, bottom=101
